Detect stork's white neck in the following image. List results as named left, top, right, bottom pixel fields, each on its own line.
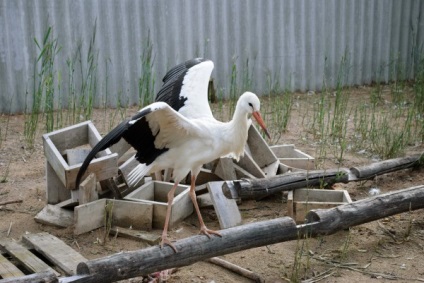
left=224, top=105, right=251, bottom=161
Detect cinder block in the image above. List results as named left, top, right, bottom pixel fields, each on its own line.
left=287, top=189, right=352, bottom=223
left=124, top=181, right=193, bottom=229
left=42, top=121, right=118, bottom=190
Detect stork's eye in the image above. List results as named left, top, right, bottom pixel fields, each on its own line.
left=248, top=102, right=253, bottom=108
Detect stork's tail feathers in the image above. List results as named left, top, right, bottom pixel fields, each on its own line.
left=127, top=163, right=153, bottom=186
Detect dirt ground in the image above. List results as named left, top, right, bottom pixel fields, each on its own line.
left=1, top=86, right=424, bottom=282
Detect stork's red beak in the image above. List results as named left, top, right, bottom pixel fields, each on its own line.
left=252, top=111, right=271, bottom=139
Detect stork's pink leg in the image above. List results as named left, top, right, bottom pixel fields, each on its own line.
left=188, top=175, right=222, bottom=238
left=161, top=182, right=179, bottom=252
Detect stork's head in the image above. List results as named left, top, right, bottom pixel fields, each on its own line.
left=238, top=92, right=271, bottom=139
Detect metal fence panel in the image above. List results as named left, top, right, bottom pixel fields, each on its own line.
left=1, top=0, right=423, bottom=113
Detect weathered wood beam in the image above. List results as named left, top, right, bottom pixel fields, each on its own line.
left=223, top=153, right=424, bottom=200
left=223, top=168, right=349, bottom=200
left=75, top=217, right=298, bottom=282
left=306, top=185, right=424, bottom=235
left=74, top=185, right=424, bottom=283
left=5, top=185, right=424, bottom=283
left=0, top=270, right=58, bottom=283
left=350, top=153, right=424, bottom=180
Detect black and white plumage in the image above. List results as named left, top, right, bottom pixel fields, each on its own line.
left=75, top=58, right=270, bottom=252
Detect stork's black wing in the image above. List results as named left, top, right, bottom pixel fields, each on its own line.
left=75, top=58, right=214, bottom=188
left=155, top=58, right=214, bottom=119
left=75, top=106, right=167, bottom=189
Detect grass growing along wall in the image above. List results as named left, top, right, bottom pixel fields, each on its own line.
left=138, top=31, right=156, bottom=107
left=67, top=21, right=98, bottom=126
left=13, top=23, right=424, bottom=162
left=24, top=27, right=61, bottom=148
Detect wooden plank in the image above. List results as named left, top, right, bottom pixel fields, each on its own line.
left=279, top=158, right=315, bottom=170
left=287, top=191, right=294, bottom=218
left=197, top=193, right=214, bottom=208
left=65, top=148, right=91, bottom=166
left=289, top=189, right=352, bottom=223
left=207, top=182, right=242, bottom=229
left=124, top=181, right=192, bottom=229
left=236, top=152, right=265, bottom=178
left=46, top=162, right=70, bottom=205
left=233, top=163, right=257, bottom=179
left=56, top=198, right=78, bottom=208
left=43, top=123, right=91, bottom=189
left=0, top=253, right=25, bottom=278
left=0, top=239, right=59, bottom=276
left=195, top=183, right=209, bottom=195
left=43, top=121, right=118, bottom=190
left=44, top=121, right=90, bottom=153
left=271, top=145, right=315, bottom=170
left=109, top=227, right=160, bottom=245
left=66, top=153, right=118, bottom=190
left=110, top=199, right=153, bottom=231
left=213, top=157, right=237, bottom=180
left=109, top=139, right=132, bottom=157
left=269, top=144, right=295, bottom=157
left=246, top=125, right=278, bottom=170
left=74, top=199, right=107, bottom=235
left=194, top=168, right=222, bottom=185
left=78, top=173, right=98, bottom=204
left=261, top=160, right=280, bottom=177
left=34, top=204, right=74, bottom=228
left=22, top=232, right=87, bottom=275
left=43, top=138, right=68, bottom=191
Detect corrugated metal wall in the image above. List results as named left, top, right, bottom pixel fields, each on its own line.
left=1, top=0, right=423, bottom=114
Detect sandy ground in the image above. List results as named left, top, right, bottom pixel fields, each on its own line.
left=1, top=87, right=424, bottom=282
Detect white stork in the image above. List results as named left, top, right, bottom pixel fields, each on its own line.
left=75, top=58, right=270, bottom=252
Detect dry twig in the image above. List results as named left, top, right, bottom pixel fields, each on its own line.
left=206, top=257, right=264, bottom=283
left=0, top=199, right=23, bottom=206
left=7, top=221, right=12, bottom=236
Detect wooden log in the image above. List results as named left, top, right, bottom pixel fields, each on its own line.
left=26, top=184, right=424, bottom=283
left=75, top=217, right=298, bottom=282
left=0, top=270, right=58, bottom=283
left=350, top=153, right=424, bottom=180
left=223, top=168, right=350, bottom=200
left=306, top=185, right=424, bottom=235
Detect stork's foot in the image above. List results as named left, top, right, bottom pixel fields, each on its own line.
left=199, top=226, right=222, bottom=238
left=160, top=235, right=178, bottom=253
